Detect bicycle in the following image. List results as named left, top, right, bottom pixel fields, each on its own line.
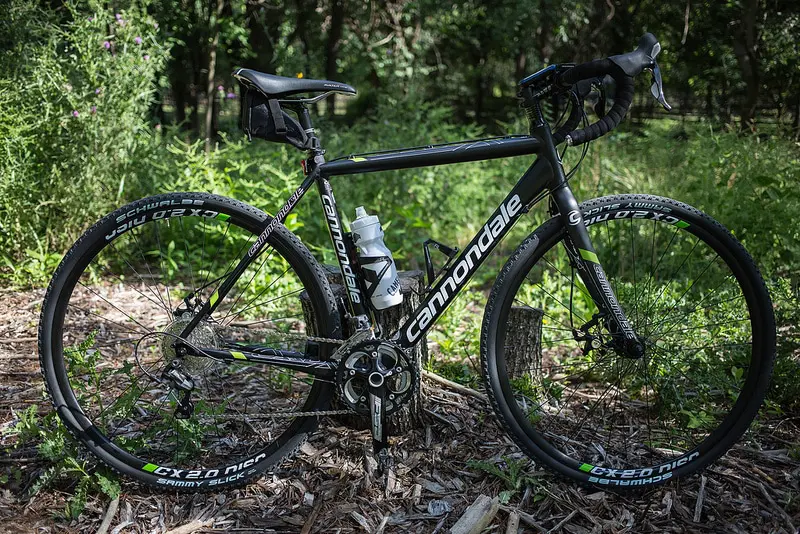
left=39, top=33, right=775, bottom=491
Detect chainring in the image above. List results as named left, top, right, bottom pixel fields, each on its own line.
left=336, top=339, right=415, bottom=416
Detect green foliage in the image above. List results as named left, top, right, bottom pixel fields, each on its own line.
left=0, top=0, right=169, bottom=286
left=4, top=334, right=122, bottom=519
left=467, top=456, right=543, bottom=504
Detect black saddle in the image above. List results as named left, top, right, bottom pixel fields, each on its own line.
left=233, top=68, right=356, bottom=99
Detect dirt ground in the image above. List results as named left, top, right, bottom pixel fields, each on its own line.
left=1, top=286, right=799, bottom=533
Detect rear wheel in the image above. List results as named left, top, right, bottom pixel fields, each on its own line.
left=39, top=192, right=340, bottom=490
left=482, top=194, right=775, bottom=488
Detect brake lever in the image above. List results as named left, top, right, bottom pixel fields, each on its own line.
left=594, top=79, right=607, bottom=118
left=648, top=64, right=672, bottom=111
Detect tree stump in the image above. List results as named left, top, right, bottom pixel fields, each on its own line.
left=300, top=266, right=427, bottom=434
left=505, top=305, right=543, bottom=384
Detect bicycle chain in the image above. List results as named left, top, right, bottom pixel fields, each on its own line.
left=222, top=323, right=355, bottom=418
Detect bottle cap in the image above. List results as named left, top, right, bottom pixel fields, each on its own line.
left=355, top=206, right=368, bottom=219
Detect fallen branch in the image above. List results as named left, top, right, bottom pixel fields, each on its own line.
left=499, top=505, right=548, bottom=532
left=547, top=510, right=577, bottom=533
left=693, top=475, right=706, bottom=522
left=300, top=497, right=324, bottom=534
left=0, top=337, right=37, bottom=344
left=505, top=510, right=520, bottom=534
left=422, top=370, right=488, bottom=403
left=163, top=518, right=214, bottom=534
left=450, top=494, right=498, bottom=534
left=96, top=497, right=119, bottom=534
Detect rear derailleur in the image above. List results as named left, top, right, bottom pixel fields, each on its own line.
left=161, top=359, right=195, bottom=419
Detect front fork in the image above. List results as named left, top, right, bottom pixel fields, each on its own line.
left=550, top=185, right=644, bottom=358
left=531, top=119, right=642, bottom=358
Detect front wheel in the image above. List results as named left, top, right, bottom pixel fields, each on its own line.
left=482, top=194, right=775, bottom=488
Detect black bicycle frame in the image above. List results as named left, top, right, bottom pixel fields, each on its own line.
left=179, top=118, right=639, bottom=374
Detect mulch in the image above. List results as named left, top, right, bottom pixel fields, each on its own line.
left=1, top=287, right=798, bottom=533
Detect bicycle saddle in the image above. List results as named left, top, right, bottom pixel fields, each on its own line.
left=233, top=68, right=357, bottom=99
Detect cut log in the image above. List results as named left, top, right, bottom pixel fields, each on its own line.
left=505, top=306, right=542, bottom=384
left=449, top=494, right=499, bottom=534
left=301, top=266, right=427, bottom=434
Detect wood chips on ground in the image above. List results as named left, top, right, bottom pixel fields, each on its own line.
left=1, top=287, right=798, bottom=533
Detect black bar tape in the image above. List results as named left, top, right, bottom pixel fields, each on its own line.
left=556, top=59, right=635, bottom=145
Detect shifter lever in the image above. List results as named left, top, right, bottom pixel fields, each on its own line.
left=649, top=64, right=672, bottom=111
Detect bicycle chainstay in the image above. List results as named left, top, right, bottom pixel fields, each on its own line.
left=219, top=323, right=367, bottom=419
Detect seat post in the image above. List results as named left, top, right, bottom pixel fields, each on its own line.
left=296, top=105, right=323, bottom=153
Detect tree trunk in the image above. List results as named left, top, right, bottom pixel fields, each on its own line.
left=325, top=0, right=345, bottom=117
left=505, top=306, right=543, bottom=384
left=538, top=0, right=553, bottom=64
left=300, top=267, right=426, bottom=434
left=204, top=0, right=224, bottom=152
left=793, top=92, right=800, bottom=139
left=172, top=73, right=188, bottom=126
left=732, top=0, right=760, bottom=131
left=246, top=1, right=283, bottom=74
left=514, top=48, right=527, bottom=83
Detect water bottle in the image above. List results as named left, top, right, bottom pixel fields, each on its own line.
left=350, top=206, right=403, bottom=310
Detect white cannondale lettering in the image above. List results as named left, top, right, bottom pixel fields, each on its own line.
left=321, top=194, right=361, bottom=304
left=406, top=194, right=523, bottom=342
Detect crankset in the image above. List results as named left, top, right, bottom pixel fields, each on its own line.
left=335, top=339, right=415, bottom=416
left=336, top=339, right=416, bottom=473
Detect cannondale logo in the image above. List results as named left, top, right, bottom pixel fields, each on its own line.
left=405, top=194, right=523, bottom=342
left=567, top=210, right=581, bottom=226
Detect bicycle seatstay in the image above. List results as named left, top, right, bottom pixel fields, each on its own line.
left=177, top=171, right=318, bottom=340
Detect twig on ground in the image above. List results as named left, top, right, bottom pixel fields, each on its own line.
left=693, top=475, right=707, bottom=522
left=0, top=337, right=37, bottom=344
left=300, top=497, right=324, bottom=534
left=163, top=519, right=213, bottom=534
left=499, top=505, right=548, bottom=532
left=96, top=497, right=119, bottom=534
left=547, top=510, right=577, bottom=533
left=505, top=510, right=520, bottom=534
left=422, top=369, right=488, bottom=402
left=450, top=494, right=499, bottom=534
left=757, top=482, right=796, bottom=534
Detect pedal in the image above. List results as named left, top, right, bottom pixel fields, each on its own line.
left=423, top=239, right=459, bottom=289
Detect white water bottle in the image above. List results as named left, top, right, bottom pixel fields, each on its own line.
left=351, top=206, right=403, bottom=310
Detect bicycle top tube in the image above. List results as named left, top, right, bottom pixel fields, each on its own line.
left=320, top=135, right=542, bottom=177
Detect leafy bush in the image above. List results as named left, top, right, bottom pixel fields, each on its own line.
left=0, top=0, right=168, bottom=285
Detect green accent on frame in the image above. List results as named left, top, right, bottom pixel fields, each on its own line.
left=675, top=220, right=690, bottom=228
left=579, top=249, right=600, bottom=264
left=216, top=213, right=230, bottom=221
left=349, top=156, right=367, bottom=162
left=142, top=463, right=159, bottom=472
left=579, top=463, right=594, bottom=473
left=231, top=351, right=247, bottom=360
left=209, top=291, right=219, bottom=307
